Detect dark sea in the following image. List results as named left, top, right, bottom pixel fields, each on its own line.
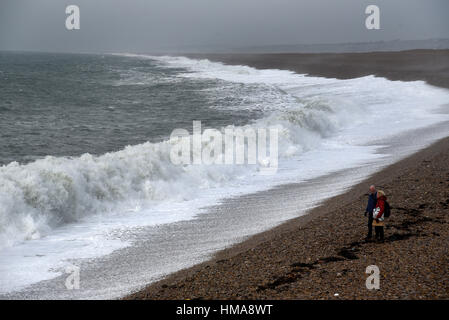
left=0, top=52, right=266, bottom=165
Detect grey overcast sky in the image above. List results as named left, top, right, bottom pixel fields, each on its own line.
left=0, top=0, right=448, bottom=53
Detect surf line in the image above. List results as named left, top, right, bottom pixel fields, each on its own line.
left=169, top=121, right=279, bottom=175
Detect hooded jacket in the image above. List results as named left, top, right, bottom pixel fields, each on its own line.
left=373, top=194, right=387, bottom=223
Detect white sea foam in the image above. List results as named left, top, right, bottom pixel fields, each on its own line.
left=1, top=55, right=449, bottom=294
left=2, top=55, right=449, bottom=249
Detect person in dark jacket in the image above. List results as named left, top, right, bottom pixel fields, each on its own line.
left=364, top=185, right=377, bottom=240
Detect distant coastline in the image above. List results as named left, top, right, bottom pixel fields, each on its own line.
left=2, top=38, right=449, bottom=56
left=214, top=38, right=449, bottom=54
left=189, top=49, right=449, bottom=89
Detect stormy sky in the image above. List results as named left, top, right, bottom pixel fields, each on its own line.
left=1, top=0, right=448, bottom=53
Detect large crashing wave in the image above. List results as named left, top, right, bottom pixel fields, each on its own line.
left=0, top=109, right=338, bottom=248
left=1, top=55, right=449, bottom=249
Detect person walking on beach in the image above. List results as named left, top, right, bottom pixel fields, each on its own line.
left=364, top=185, right=377, bottom=240
left=373, top=190, right=387, bottom=242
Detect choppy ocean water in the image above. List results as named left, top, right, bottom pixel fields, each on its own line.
left=1, top=52, right=449, bottom=298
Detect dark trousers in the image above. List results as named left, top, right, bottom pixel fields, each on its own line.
left=375, top=226, right=384, bottom=240
left=367, top=213, right=373, bottom=238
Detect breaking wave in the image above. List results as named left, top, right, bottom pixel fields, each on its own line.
left=1, top=55, right=449, bottom=249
